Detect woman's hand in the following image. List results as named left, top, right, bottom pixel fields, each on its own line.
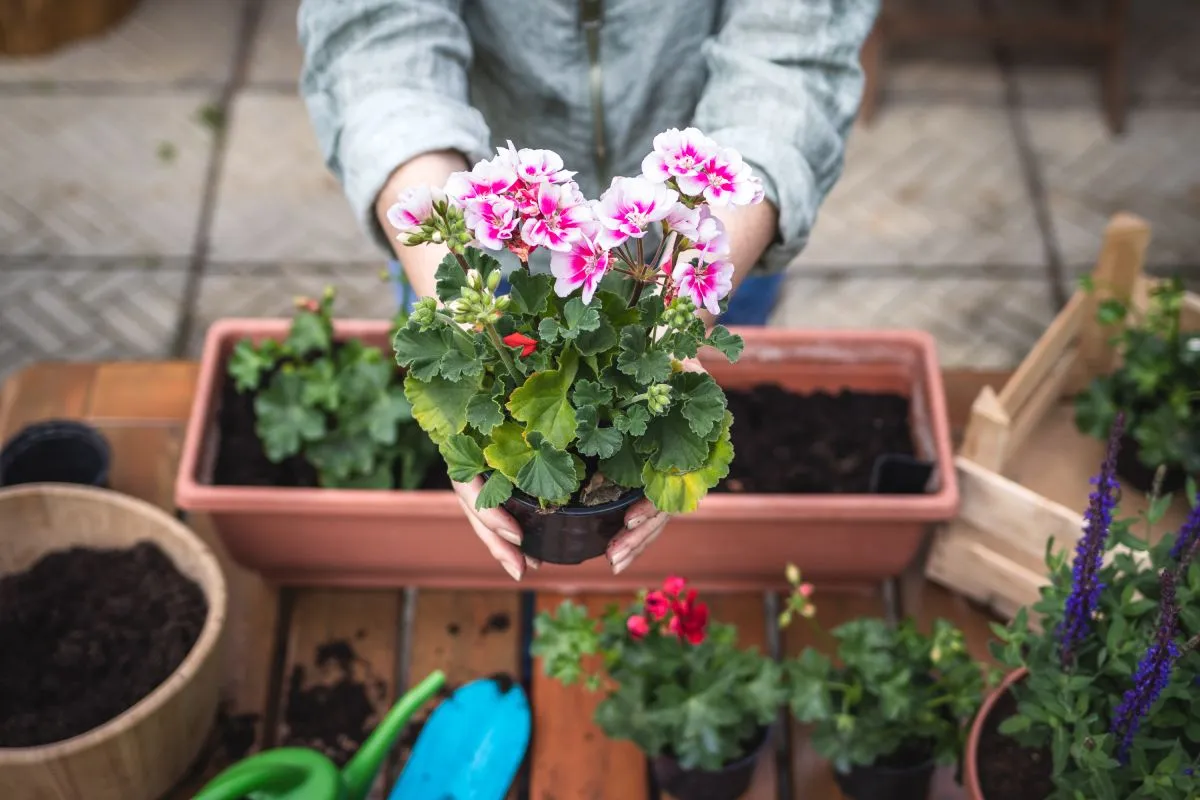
left=452, top=477, right=539, bottom=582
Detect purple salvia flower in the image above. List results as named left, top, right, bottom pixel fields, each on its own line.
left=1169, top=497, right=1200, bottom=565
left=1111, top=570, right=1180, bottom=765
left=1060, top=413, right=1125, bottom=667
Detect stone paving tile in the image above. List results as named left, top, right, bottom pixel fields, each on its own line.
left=0, top=0, right=243, bottom=86
left=1023, top=108, right=1200, bottom=271
left=186, top=262, right=399, bottom=354
left=0, top=94, right=215, bottom=258
left=209, top=93, right=381, bottom=263
left=249, top=0, right=303, bottom=86
left=795, top=106, right=1045, bottom=269
left=769, top=271, right=1057, bottom=369
left=0, top=262, right=187, bottom=383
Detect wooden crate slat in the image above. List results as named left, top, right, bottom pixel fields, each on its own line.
left=530, top=593, right=650, bottom=800
left=277, top=589, right=405, bottom=800
left=995, top=291, right=1086, bottom=422
left=926, top=521, right=1046, bottom=623
left=0, top=362, right=97, bottom=438
left=87, top=361, right=198, bottom=422
left=403, top=589, right=522, bottom=798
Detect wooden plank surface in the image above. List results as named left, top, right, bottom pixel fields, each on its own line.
left=277, top=589, right=404, bottom=800
left=0, top=362, right=97, bottom=438
left=404, top=589, right=523, bottom=797
left=87, top=362, right=198, bottom=421
left=530, top=593, right=650, bottom=800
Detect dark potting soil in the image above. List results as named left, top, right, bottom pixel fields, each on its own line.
left=976, top=690, right=1054, bottom=800
left=211, top=374, right=451, bottom=490
left=717, top=384, right=916, bottom=494
left=0, top=542, right=207, bottom=747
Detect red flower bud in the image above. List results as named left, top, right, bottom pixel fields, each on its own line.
left=502, top=332, right=538, bottom=358
left=627, top=614, right=650, bottom=640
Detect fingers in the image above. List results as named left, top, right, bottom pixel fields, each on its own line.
left=679, top=356, right=707, bottom=374
left=453, top=478, right=526, bottom=582
left=623, top=496, right=658, bottom=530
left=608, top=511, right=671, bottom=575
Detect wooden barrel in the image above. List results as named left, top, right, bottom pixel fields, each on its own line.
left=0, top=484, right=227, bottom=800
left=0, top=0, right=141, bottom=57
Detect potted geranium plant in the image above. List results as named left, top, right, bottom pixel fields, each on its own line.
left=530, top=575, right=784, bottom=800
left=965, top=414, right=1200, bottom=799
left=1074, top=275, right=1200, bottom=493
left=387, top=129, right=755, bottom=564
left=780, top=567, right=995, bottom=800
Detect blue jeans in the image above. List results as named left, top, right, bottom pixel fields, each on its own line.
left=388, top=261, right=783, bottom=326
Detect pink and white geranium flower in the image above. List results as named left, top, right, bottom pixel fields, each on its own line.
left=595, top=177, right=678, bottom=248
left=386, top=185, right=443, bottom=237
left=445, top=158, right=518, bottom=207
left=462, top=195, right=519, bottom=250
left=664, top=202, right=702, bottom=240
left=521, top=181, right=593, bottom=252
left=549, top=223, right=612, bottom=304
left=641, top=127, right=717, bottom=184
left=672, top=251, right=734, bottom=315
left=497, top=141, right=576, bottom=185
left=676, top=147, right=762, bottom=207
left=692, top=209, right=731, bottom=260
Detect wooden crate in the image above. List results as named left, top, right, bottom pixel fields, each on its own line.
left=926, top=213, right=1200, bottom=619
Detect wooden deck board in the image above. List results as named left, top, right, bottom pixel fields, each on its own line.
left=0, top=362, right=98, bottom=438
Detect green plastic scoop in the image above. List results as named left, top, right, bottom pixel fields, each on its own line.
left=192, top=670, right=446, bottom=800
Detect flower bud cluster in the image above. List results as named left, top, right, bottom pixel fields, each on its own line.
left=646, top=383, right=673, bottom=415
left=446, top=269, right=510, bottom=326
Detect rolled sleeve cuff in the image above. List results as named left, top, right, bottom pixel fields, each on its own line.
left=339, top=90, right=493, bottom=253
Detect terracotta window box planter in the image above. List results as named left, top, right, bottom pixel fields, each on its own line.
left=176, top=320, right=957, bottom=589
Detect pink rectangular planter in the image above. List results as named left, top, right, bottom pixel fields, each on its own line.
left=176, top=320, right=958, bottom=589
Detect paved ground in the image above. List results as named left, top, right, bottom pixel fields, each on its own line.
left=0, top=0, right=1197, bottom=381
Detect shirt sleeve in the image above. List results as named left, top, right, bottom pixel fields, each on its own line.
left=692, top=0, right=879, bottom=255
left=298, top=0, right=493, bottom=252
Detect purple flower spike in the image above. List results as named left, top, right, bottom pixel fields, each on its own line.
left=1169, top=497, right=1200, bottom=565
left=1060, top=413, right=1125, bottom=667
left=1111, top=570, right=1180, bottom=764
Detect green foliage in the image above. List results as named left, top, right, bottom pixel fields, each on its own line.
left=393, top=248, right=744, bottom=508
left=1074, top=277, right=1200, bottom=474
left=990, top=484, right=1200, bottom=799
left=226, top=288, right=439, bottom=489
left=530, top=581, right=785, bottom=771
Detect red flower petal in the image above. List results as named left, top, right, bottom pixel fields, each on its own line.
left=644, top=591, right=669, bottom=620
left=663, top=575, right=686, bottom=596
left=502, top=332, right=538, bottom=358
left=627, top=614, right=650, bottom=640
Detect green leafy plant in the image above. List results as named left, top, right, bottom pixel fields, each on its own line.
left=991, top=416, right=1200, bottom=799
left=1074, top=276, right=1200, bottom=474
left=388, top=130, right=761, bottom=514
left=779, top=566, right=996, bottom=776
left=227, top=287, right=438, bottom=489
left=530, top=575, right=784, bottom=771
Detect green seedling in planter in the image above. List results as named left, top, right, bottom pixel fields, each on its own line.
left=387, top=129, right=760, bottom=516
left=986, top=415, right=1200, bottom=799
left=780, top=566, right=996, bottom=783
left=531, top=575, right=784, bottom=774
left=1074, top=276, right=1200, bottom=477
left=227, top=287, right=439, bottom=489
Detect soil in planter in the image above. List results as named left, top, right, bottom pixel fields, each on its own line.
left=212, top=376, right=452, bottom=490
left=717, top=384, right=916, bottom=493
left=976, top=690, right=1054, bottom=800
left=0, top=542, right=207, bottom=747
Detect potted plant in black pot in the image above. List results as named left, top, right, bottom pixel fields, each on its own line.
left=388, top=130, right=760, bottom=565
left=1074, top=276, right=1200, bottom=493
left=531, top=575, right=784, bottom=800
left=780, top=566, right=996, bottom=800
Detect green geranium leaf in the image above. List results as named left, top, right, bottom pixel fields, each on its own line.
left=404, top=373, right=479, bottom=445
left=285, top=311, right=332, bottom=355
left=572, top=379, right=613, bottom=409
left=435, top=250, right=501, bottom=303
left=363, top=387, right=413, bottom=445
left=476, top=471, right=514, bottom=510
left=576, top=406, right=622, bottom=459
left=254, top=371, right=326, bottom=462
left=642, top=412, right=733, bottom=513
left=540, top=297, right=602, bottom=344
left=337, top=351, right=392, bottom=407
left=322, top=461, right=393, bottom=490
left=637, top=292, right=665, bottom=329
left=676, top=371, right=727, bottom=440
left=642, top=404, right=711, bottom=472
left=516, top=432, right=579, bottom=502
left=228, top=338, right=278, bottom=393
left=308, top=429, right=376, bottom=481
left=466, top=392, right=505, bottom=435
left=393, top=326, right=481, bottom=382
left=507, top=270, right=553, bottom=316
left=299, top=357, right=340, bottom=410
left=439, top=433, right=487, bottom=483
left=614, top=404, right=650, bottom=437
left=705, top=325, right=744, bottom=363
left=599, top=437, right=644, bottom=488
left=507, top=348, right=579, bottom=450
left=483, top=422, right=534, bottom=482
left=616, top=325, right=671, bottom=385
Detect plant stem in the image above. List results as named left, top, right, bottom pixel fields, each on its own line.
left=1181, top=632, right=1200, bottom=657
left=453, top=251, right=471, bottom=274
left=636, top=238, right=645, bottom=271
left=484, top=324, right=521, bottom=383
left=628, top=279, right=646, bottom=308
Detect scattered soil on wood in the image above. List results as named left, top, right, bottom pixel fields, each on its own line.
left=0, top=542, right=207, bottom=747
left=975, top=690, right=1054, bottom=800
left=717, top=384, right=917, bottom=494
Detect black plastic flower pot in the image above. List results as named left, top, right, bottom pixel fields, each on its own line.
left=649, top=726, right=770, bottom=800
left=832, top=754, right=937, bottom=800
left=0, top=419, right=111, bottom=488
left=504, top=488, right=643, bottom=565
left=1115, top=434, right=1186, bottom=495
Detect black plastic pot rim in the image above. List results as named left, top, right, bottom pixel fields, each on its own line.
left=661, top=723, right=772, bottom=773
left=503, top=485, right=644, bottom=516
left=838, top=754, right=937, bottom=778
left=0, top=419, right=111, bottom=486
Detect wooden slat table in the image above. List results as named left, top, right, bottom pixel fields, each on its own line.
left=0, top=362, right=1007, bottom=800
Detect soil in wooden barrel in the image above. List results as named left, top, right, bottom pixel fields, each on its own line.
left=211, top=374, right=451, bottom=490
left=716, top=384, right=916, bottom=493
left=976, top=690, right=1054, bottom=800
left=0, top=542, right=207, bottom=747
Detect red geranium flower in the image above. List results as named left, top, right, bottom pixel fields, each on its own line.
left=627, top=614, right=650, bottom=640
left=502, top=332, right=538, bottom=357
left=662, top=575, right=686, bottom=597
left=668, top=589, right=709, bottom=645
left=644, top=590, right=669, bottom=620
